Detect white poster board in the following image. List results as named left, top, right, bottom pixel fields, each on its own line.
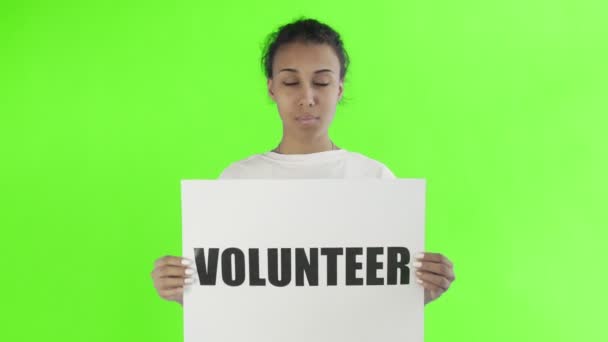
left=182, top=179, right=426, bottom=342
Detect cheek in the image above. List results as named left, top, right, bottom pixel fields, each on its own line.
left=275, top=96, right=293, bottom=109
left=275, top=99, right=295, bottom=119
left=274, top=90, right=293, bottom=102
left=279, top=93, right=303, bottom=110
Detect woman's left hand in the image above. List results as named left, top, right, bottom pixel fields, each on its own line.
left=414, top=252, right=455, bottom=305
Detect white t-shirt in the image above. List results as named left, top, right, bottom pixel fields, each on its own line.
left=218, top=149, right=396, bottom=179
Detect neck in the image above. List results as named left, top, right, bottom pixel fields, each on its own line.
left=274, top=134, right=338, bottom=154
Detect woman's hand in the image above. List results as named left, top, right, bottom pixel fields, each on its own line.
left=414, top=252, right=455, bottom=305
left=150, top=255, right=195, bottom=305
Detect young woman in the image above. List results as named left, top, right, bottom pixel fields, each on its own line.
left=151, top=18, right=455, bottom=306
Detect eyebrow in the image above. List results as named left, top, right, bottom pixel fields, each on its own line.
left=278, top=68, right=334, bottom=74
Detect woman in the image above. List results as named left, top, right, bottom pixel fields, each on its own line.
left=150, top=17, right=455, bottom=306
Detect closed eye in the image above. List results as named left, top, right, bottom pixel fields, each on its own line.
left=284, top=82, right=329, bottom=87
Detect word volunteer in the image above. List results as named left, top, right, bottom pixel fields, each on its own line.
left=193, top=247, right=412, bottom=287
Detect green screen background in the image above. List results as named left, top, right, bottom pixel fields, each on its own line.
left=1, top=0, right=606, bottom=341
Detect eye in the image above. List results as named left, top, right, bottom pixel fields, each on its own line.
left=283, top=82, right=329, bottom=87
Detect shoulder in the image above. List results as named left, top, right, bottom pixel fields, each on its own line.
left=343, top=151, right=397, bottom=179
left=217, top=154, right=265, bottom=179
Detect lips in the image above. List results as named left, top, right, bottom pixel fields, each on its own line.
left=297, top=115, right=319, bottom=120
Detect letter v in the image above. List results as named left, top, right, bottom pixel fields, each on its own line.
left=194, top=248, right=219, bottom=285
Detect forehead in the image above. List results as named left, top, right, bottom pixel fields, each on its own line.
left=273, top=42, right=340, bottom=73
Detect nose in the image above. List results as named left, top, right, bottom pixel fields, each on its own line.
left=298, top=85, right=316, bottom=107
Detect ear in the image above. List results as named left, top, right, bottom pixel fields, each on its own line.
left=338, top=80, right=344, bottom=102
left=267, top=78, right=276, bottom=102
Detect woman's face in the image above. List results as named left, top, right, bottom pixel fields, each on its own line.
left=268, top=41, right=344, bottom=136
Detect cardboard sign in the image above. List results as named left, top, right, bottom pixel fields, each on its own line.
left=182, top=179, right=425, bottom=342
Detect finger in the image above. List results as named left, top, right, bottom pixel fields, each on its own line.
left=415, top=252, right=453, bottom=268
left=159, top=286, right=184, bottom=300
left=154, top=255, right=193, bottom=268
left=427, top=286, right=444, bottom=301
left=413, top=260, right=452, bottom=278
left=152, top=265, right=195, bottom=279
left=416, top=277, right=445, bottom=299
left=416, top=270, right=450, bottom=290
left=157, top=276, right=195, bottom=290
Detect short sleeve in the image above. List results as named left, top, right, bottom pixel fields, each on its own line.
left=380, top=164, right=397, bottom=179
left=218, top=163, right=237, bottom=179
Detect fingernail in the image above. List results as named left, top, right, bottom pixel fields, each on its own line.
left=416, top=271, right=422, bottom=277
left=181, top=258, right=192, bottom=266
left=185, top=268, right=195, bottom=276
left=416, top=278, right=424, bottom=284
left=184, top=278, right=194, bottom=284
left=416, top=253, right=424, bottom=260
left=413, top=261, right=422, bottom=268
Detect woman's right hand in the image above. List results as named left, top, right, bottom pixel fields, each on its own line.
left=150, top=255, right=195, bottom=305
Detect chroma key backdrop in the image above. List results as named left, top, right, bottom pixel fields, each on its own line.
left=1, top=1, right=606, bottom=341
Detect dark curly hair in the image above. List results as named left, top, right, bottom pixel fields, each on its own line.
left=261, top=17, right=350, bottom=82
